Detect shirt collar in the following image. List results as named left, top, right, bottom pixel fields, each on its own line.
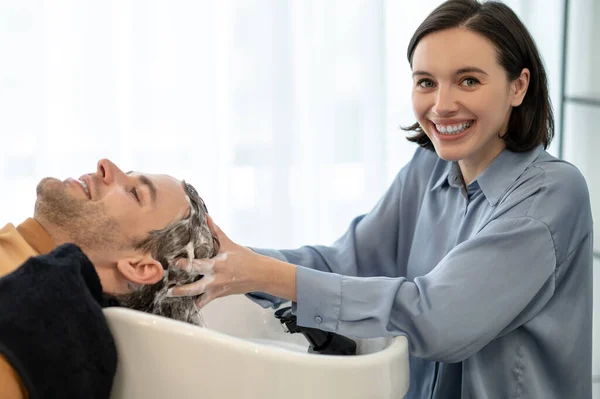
left=431, top=160, right=465, bottom=191
left=477, top=145, right=543, bottom=206
left=431, top=161, right=453, bottom=191
left=430, top=145, right=544, bottom=206
left=16, top=218, right=56, bottom=255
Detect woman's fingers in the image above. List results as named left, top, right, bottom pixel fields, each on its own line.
left=172, top=256, right=223, bottom=275
left=207, top=215, right=227, bottom=242
left=206, top=214, right=218, bottom=237
left=195, top=293, right=213, bottom=310
left=195, top=284, right=232, bottom=309
left=206, top=215, right=236, bottom=251
left=167, top=273, right=215, bottom=297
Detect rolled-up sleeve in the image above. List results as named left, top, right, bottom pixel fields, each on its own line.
left=296, top=216, right=557, bottom=363
left=277, top=167, right=409, bottom=278
left=248, top=165, right=411, bottom=309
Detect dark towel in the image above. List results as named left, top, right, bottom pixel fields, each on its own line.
left=0, top=243, right=117, bottom=399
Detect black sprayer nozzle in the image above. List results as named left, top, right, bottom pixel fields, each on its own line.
left=274, top=306, right=357, bottom=356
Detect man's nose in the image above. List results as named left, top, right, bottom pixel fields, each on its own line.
left=432, top=85, right=459, bottom=116
left=97, top=159, right=127, bottom=185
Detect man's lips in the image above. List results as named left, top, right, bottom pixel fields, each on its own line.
left=78, top=175, right=93, bottom=200
left=66, top=176, right=91, bottom=199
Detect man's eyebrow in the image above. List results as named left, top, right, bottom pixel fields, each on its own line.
left=411, top=67, right=489, bottom=77
left=126, top=171, right=157, bottom=204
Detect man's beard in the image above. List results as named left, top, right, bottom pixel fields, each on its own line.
left=34, top=177, right=121, bottom=252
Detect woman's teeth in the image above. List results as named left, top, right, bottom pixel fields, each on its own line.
left=435, top=121, right=473, bottom=135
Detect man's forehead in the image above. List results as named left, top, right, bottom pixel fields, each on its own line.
left=125, top=171, right=190, bottom=211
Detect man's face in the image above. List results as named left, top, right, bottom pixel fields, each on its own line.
left=34, top=159, right=189, bottom=262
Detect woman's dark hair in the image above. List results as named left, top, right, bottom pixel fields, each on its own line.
left=403, top=0, right=553, bottom=152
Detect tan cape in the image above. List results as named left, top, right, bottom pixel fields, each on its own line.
left=0, top=219, right=55, bottom=399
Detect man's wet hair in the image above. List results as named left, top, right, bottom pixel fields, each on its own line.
left=117, top=181, right=219, bottom=326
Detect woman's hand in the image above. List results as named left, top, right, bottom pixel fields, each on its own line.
left=166, top=215, right=296, bottom=309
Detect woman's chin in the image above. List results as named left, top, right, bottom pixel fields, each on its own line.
left=431, top=144, right=467, bottom=162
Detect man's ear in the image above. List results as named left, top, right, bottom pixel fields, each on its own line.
left=116, top=255, right=164, bottom=285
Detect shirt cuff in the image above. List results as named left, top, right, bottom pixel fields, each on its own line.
left=245, top=292, right=289, bottom=309
left=295, top=266, right=342, bottom=332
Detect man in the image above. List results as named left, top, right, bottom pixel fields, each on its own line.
left=0, top=159, right=217, bottom=399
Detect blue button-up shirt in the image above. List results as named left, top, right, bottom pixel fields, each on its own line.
left=252, top=145, right=594, bottom=398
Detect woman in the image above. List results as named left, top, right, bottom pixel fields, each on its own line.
left=170, top=1, right=593, bottom=397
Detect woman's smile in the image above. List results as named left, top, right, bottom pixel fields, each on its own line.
left=430, top=119, right=476, bottom=141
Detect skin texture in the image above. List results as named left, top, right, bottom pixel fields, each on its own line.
left=169, top=27, right=531, bottom=307
left=34, top=159, right=189, bottom=294
left=411, top=28, right=529, bottom=185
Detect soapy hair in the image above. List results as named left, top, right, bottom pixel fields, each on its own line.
left=116, top=182, right=219, bottom=326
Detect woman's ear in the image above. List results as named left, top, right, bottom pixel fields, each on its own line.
left=116, top=255, right=164, bottom=286
left=510, top=68, right=530, bottom=107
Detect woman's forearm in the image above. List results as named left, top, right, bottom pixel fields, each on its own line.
left=255, top=255, right=297, bottom=302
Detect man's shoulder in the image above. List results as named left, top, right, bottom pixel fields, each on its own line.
left=0, top=222, right=37, bottom=279
left=0, top=244, right=117, bottom=398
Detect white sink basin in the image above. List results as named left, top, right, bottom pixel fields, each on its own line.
left=104, top=295, right=409, bottom=399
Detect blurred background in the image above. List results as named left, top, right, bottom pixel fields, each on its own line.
left=0, top=0, right=597, bottom=394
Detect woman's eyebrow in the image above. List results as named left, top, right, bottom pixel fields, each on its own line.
left=412, top=70, right=433, bottom=77
left=411, top=67, right=489, bottom=77
left=455, top=67, right=488, bottom=75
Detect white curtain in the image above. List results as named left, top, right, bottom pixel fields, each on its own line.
left=1, top=0, right=403, bottom=249
left=0, top=0, right=596, bottom=392
left=0, top=0, right=565, bottom=247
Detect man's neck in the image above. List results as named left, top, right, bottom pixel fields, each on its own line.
left=28, top=217, right=120, bottom=294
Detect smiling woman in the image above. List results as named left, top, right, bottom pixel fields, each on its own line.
left=403, top=2, right=553, bottom=186
left=408, top=27, right=531, bottom=184
left=167, top=1, right=593, bottom=398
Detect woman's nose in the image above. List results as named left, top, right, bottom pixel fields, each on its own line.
left=432, top=86, right=459, bottom=116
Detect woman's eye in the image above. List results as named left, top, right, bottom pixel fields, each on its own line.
left=461, top=77, right=479, bottom=87
left=417, top=79, right=434, bottom=88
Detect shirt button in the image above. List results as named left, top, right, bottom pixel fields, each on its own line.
left=315, top=316, right=323, bottom=324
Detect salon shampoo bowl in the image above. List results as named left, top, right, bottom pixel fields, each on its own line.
left=104, top=295, right=409, bottom=399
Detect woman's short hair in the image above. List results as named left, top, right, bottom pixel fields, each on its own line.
left=403, top=0, right=554, bottom=152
